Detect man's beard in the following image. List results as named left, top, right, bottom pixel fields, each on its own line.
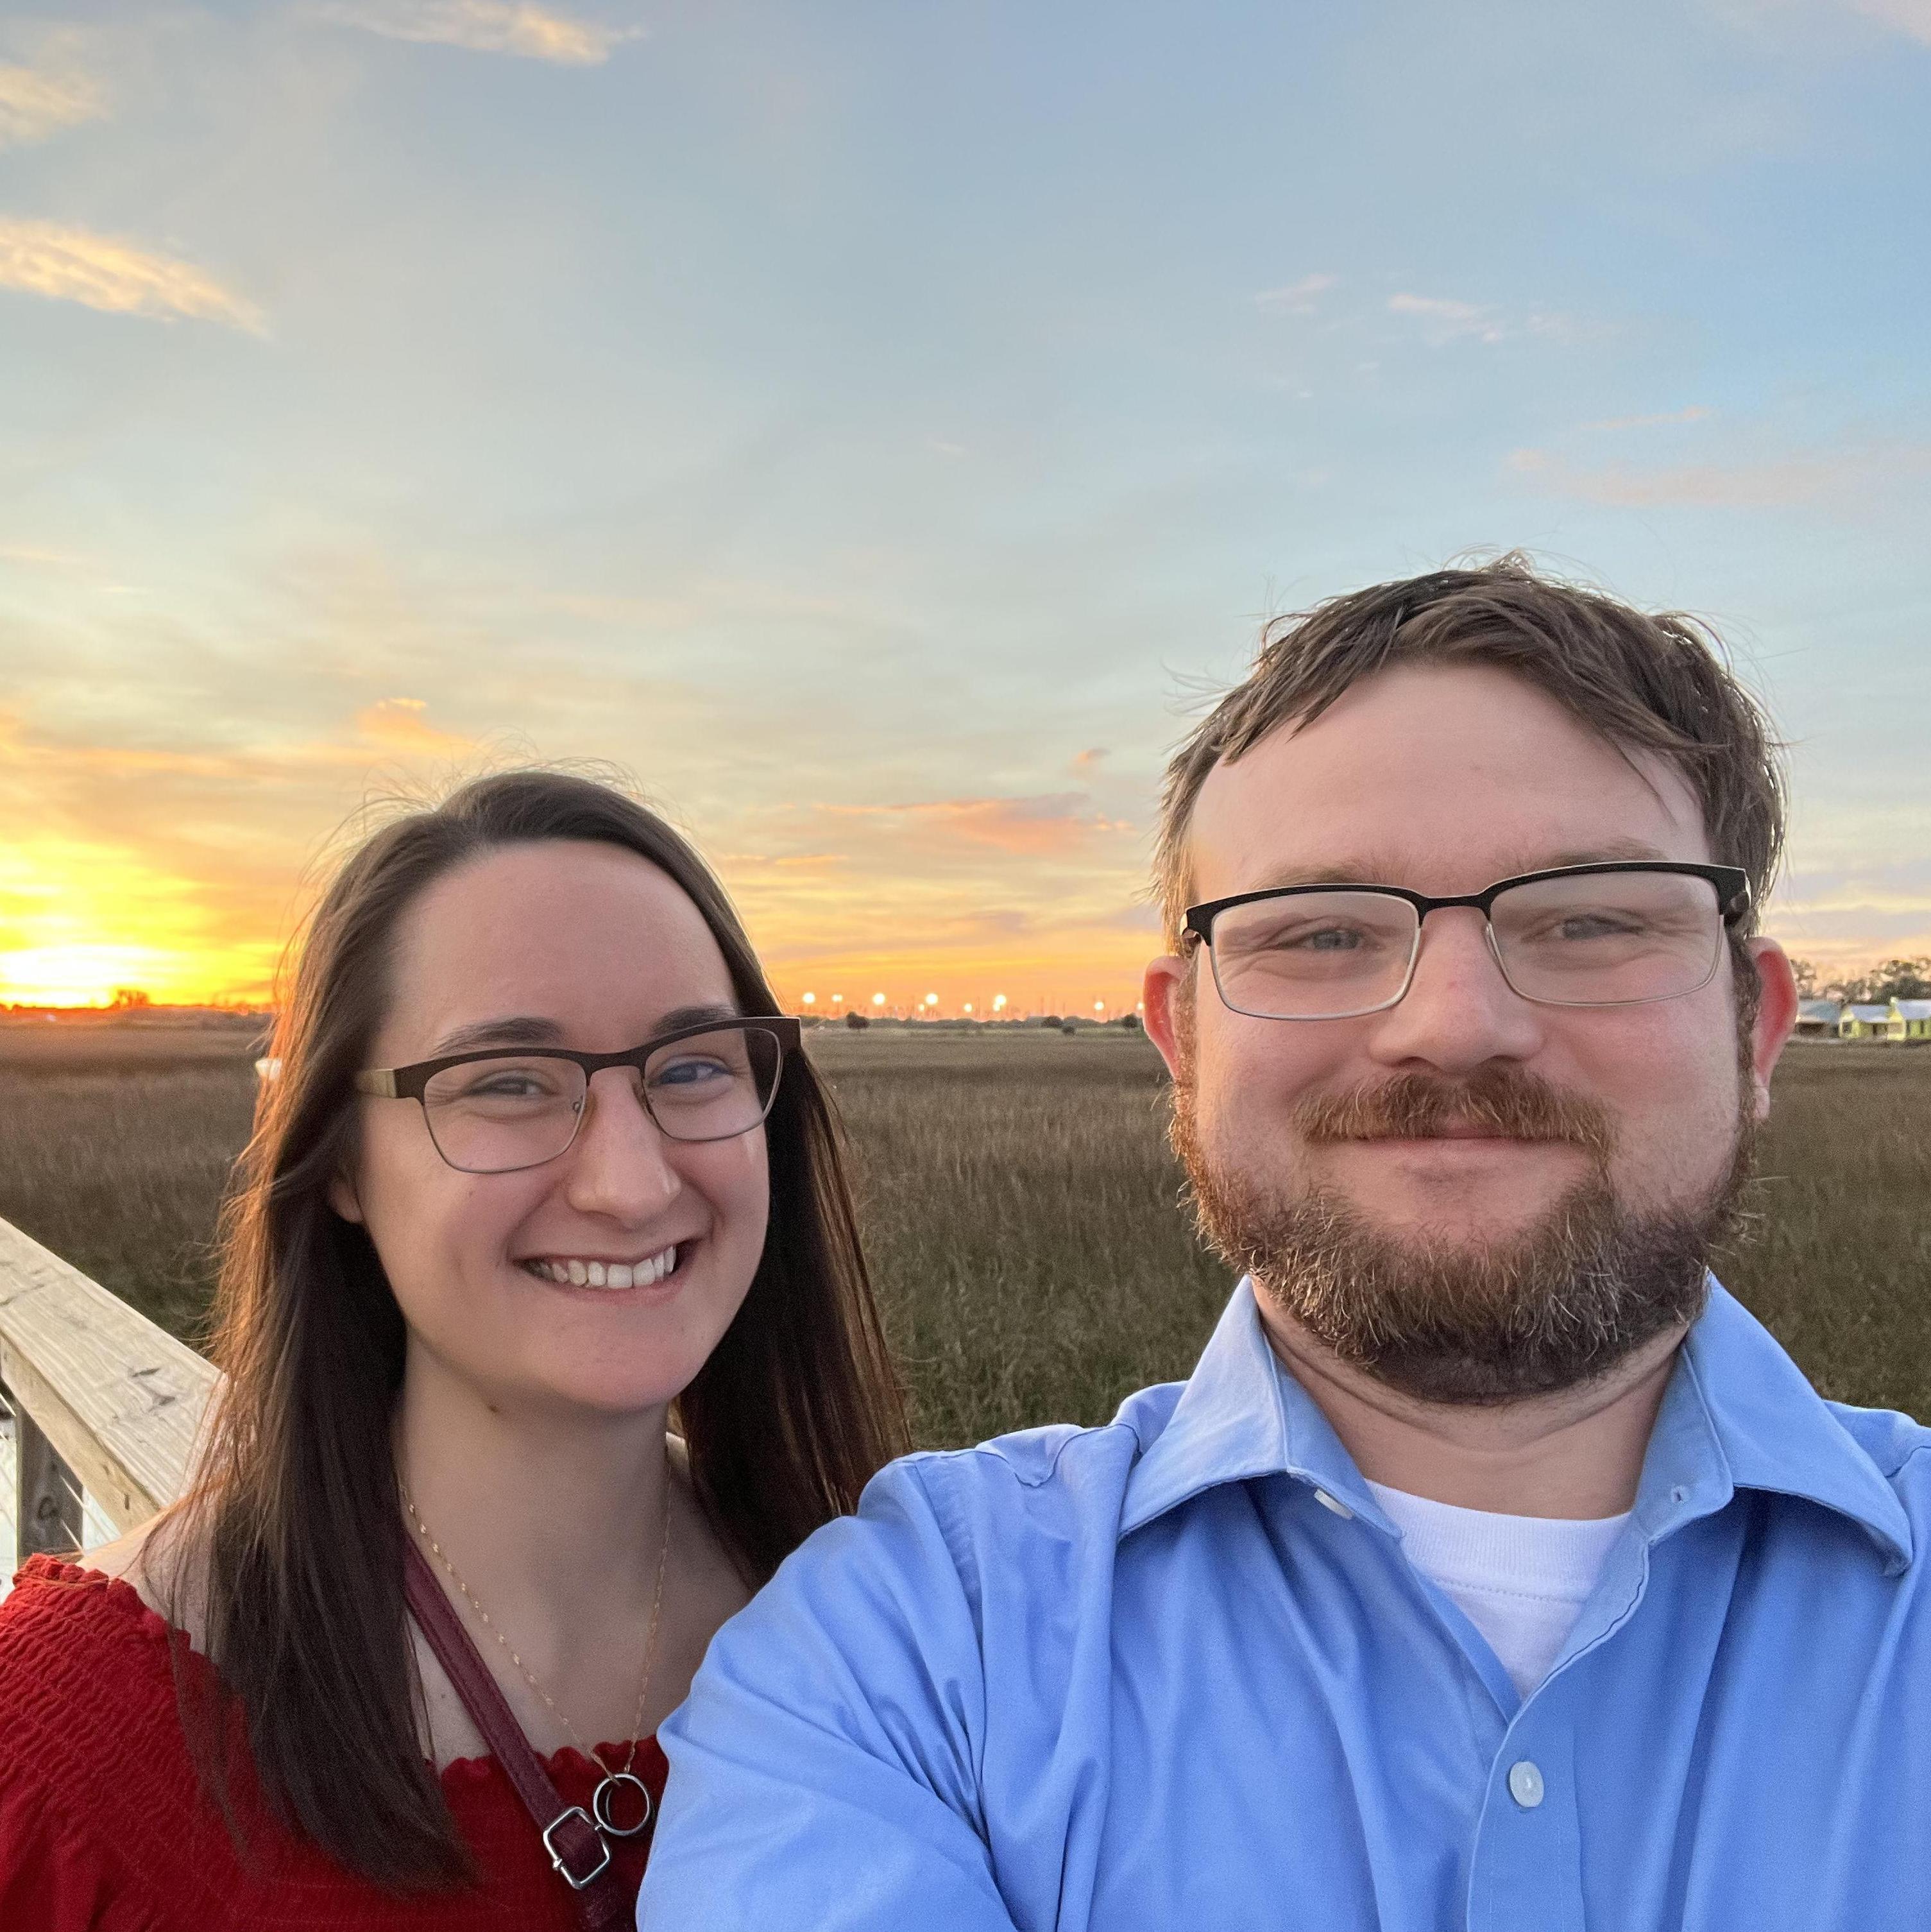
left=1171, top=1060, right=1756, bottom=1406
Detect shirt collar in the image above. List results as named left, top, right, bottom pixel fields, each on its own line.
left=1119, top=1278, right=1912, bottom=1572
left=1120, top=1281, right=1384, bottom=1537
left=1641, top=1280, right=1912, bottom=1571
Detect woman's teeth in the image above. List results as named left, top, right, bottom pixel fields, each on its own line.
left=525, top=1246, right=679, bottom=1288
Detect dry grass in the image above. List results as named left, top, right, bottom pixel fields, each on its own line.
left=1, top=1021, right=1926, bottom=1446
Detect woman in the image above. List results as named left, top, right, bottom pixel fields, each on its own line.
left=0, top=771, right=908, bottom=1929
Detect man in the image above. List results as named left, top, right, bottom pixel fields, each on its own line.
left=638, top=560, right=1931, bottom=1931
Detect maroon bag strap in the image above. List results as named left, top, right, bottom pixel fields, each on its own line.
left=402, top=1535, right=635, bottom=1932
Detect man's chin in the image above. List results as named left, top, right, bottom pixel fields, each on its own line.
left=1188, top=1163, right=1742, bottom=1406
left=1320, top=1174, right=1576, bottom=1252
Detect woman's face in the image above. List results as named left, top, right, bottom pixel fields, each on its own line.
left=330, top=839, right=770, bottom=1418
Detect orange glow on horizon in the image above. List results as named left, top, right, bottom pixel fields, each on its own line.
left=0, top=835, right=281, bottom=1009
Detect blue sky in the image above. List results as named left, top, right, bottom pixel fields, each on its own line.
left=2, top=0, right=1927, bottom=1005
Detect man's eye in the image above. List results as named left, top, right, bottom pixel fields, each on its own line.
left=1551, top=913, right=1648, bottom=941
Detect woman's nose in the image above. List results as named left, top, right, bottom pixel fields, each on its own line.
left=563, top=1068, right=682, bottom=1215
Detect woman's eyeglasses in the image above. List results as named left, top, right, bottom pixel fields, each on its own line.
left=353, top=1016, right=800, bottom=1174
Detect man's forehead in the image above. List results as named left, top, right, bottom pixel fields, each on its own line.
left=1186, top=663, right=1710, bottom=902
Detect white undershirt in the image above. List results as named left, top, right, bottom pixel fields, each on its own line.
left=1366, top=1480, right=1631, bottom=1698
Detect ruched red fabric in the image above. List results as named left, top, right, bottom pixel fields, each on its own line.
left=0, top=1557, right=664, bottom=1931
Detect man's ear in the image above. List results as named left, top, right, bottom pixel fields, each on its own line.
left=327, top=1170, right=366, bottom=1225
left=1742, top=937, right=1800, bottom=1120
left=1143, top=951, right=1193, bottom=1081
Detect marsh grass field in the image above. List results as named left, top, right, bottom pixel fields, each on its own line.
left=1, top=1020, right=1928, bottom=1446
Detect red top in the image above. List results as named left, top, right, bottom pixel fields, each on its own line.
left=0, top=1557, right=667, bottom=1931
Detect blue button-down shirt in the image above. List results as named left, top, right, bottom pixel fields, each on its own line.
left=640, top=1281, right=1931, bottom=1931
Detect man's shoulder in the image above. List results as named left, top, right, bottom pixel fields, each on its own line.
left=769, top=1379, right=1189, bottom=1615
left=924, top=1378, right=1184, bottom=1485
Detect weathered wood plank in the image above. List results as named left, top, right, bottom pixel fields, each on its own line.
left=10, top=1394, right=83, bottom=1559
left=0, top=1218, right=219, bottom=1534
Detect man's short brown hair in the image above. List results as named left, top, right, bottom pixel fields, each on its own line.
left=1153, top=555, right=1785, bottom=948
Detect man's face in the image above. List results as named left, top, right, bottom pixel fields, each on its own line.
left=1143, top=661, right=1797, bottom=1402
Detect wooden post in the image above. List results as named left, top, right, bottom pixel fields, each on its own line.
left=6, top=1381, right=83, bottom=1560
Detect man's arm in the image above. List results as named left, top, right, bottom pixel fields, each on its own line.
left=637, top=1457, right=1019, bottom=1932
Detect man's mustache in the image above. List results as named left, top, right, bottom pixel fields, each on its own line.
left=1294, top=1068, right=1615, bottom=1156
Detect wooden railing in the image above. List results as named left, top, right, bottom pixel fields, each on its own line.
left=0, top=1215, right=217, bottom=1571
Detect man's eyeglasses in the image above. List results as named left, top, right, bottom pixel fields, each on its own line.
left=353, top=1016, right=801, bottom=1174
left=1184, top=862, right=1751, bottom=1022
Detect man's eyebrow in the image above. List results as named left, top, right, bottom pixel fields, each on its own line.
left=1234, top=841, right=1683, bottom=895
left=1536, top=839, right=1676, bottom=868
left=427, top=1016, right=567, bottom=1056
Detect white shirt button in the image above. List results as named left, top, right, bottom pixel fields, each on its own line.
left=1507, top=1760, right=1545, bottom=1809
left=1312, top=1489, right=1354, bottom=1519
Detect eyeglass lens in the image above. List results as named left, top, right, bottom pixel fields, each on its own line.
left=418, top=1026, right=783, bottom=1174
left=1207, top=871, right=1726, bottom=1020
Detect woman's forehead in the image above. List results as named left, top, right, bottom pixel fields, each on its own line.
left=380, top=840, right=735, bottom=1052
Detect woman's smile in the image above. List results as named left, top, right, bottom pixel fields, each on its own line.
left=518, top=1242, right=688, bottom=1290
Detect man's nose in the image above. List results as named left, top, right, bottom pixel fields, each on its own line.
left=1363, top=908, right=1544, bottom=1073
left=563, top=1068, right=682, bottom=1217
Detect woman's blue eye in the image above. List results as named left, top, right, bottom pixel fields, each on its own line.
left=654, top=1056, right=731, bottom=1086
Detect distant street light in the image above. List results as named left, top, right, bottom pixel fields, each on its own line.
left=1094, top=1000, right=1106, bottom=1014
left=923, top=993, right=939, bottom=1012
left=992, top=993, right=1007, bottom=1013
left=831, top=993, right=844, bottom=1008
left=872, top=991, right=887, bottom=1008
left=963, top=1002, right=974, bottom=1016
left=802, top=992, right=816, bottom=1009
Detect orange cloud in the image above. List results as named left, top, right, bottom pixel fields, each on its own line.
left=353, top=696, right=475, bottom=757
left=817, top=794, right=1132, bottom=858
left=312, top=0, right=643, bottom=64
left=0, top=218, right=264, bottom=331
left=0, top=60, right=106, bottom=150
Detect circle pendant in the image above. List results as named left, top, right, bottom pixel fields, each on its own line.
left=591, top=1770, right=654, bottom=1838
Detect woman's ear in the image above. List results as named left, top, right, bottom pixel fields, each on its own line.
left=327, top=1171, right=365, bottom=1224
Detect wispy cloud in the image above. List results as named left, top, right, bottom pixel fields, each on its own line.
left=1255, top=273, right=1339, bottom=317
left=1846, top=0, right=1931, bottom=46
left=1388, top=292, right=1507, bottom=344
left=1581, top=405, right=1715, bottom=431
left=1388, top=293, right=1603, bottom=348
left=312, top=0, right=642, bottom=64
left=1508, top=439, right=1931, bottom=508
left=0, top=60, right=106, bottom=150
left=0, top=218, right=264, bottom=330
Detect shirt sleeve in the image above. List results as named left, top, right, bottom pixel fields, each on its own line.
left=638, top=1456, right=1019, bottom=1932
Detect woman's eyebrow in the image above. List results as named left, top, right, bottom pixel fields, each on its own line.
left=652, top=1002, right=741, bottom=1033
left=428, top=1016, right=566, bottom=1056
left=427, top=1004, right=741, bottom=1058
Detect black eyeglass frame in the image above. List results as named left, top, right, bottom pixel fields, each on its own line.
left=353, top=1014, right=803, bottom=1165
left=1184, top=861, right=1752, bottom=1017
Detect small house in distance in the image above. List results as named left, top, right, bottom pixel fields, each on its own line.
left=1837, top=1000, right=1931, bottom=1042
left=1840, top=1004, right=1896, bottom=1040
left=1795, top=999, right=1843, bottom=1038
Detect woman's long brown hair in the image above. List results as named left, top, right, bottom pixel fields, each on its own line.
left=158, top=771, right=908, bottom=1888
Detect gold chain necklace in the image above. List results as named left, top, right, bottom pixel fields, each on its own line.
left=402, top=1477, right=671, bottom=1840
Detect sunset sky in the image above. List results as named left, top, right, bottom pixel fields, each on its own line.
left=3, top=0, right=1928, bottom=1011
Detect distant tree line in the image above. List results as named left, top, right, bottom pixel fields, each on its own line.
left=1789, top=957, right=1931, bottom=1004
